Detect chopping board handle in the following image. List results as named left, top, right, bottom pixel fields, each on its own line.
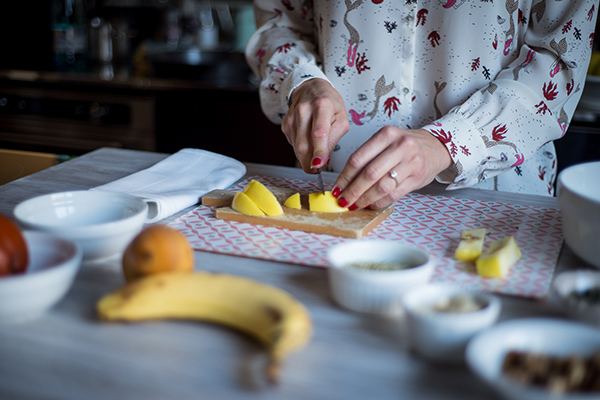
left=202, top=190, right=235, bottom=207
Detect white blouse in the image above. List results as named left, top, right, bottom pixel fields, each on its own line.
left=245, top=0, right=597, bottom=196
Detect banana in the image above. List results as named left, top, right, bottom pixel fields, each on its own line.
left=96, top=272, right=312, bottom=383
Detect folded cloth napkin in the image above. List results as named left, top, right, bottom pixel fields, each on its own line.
left=92, top=148, right=246, bottom=223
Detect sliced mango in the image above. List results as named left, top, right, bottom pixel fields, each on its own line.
left=231, top=191, right=265, bottom=216
left=454, top=228, right=487, bottom=262
left=283, top=193, right=301, bottom=210
left=476, top=236, right=522, bottom=278
left=243, top=180, right=284, bottom=217
left=308, top=191, right=349, bottom=213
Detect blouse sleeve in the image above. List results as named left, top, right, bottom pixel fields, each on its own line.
left=423, top=0, right=597, bottom=190
left=244, top=0, right=332, bottom=124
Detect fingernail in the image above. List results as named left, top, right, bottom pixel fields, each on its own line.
left=338, top=197, right=349, bottom=208
left=311, top=157, right=322, bottom=167
left=348, top=203, right=358, bottom=211
left=332, top=187, right=341, bottom=198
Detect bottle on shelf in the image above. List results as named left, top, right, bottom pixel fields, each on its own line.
left=50, top=0, right=89, bottom=72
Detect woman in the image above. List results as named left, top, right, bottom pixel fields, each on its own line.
left=245, top=0, right=597, bottom=210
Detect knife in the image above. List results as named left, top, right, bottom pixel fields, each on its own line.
left=317, top=169, right=326, bottom=194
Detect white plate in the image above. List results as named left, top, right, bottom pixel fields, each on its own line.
left=466, top=318, right=600, bottom=400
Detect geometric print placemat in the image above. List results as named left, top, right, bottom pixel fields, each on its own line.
left=169, top=175, right=563, bottom=299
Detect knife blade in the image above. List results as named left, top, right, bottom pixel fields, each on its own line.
left=317, top=169, right=326, bottom=194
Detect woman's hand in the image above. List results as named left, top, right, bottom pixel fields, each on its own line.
left=332, top=126, right=453, bottom=210
left=282, top=79, right=350, bottom=173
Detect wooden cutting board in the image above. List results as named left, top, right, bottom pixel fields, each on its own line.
left=201, top=186, right=394, bottom=239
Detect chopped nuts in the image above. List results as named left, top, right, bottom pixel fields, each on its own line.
left=502, top=350, right=600, bottom=393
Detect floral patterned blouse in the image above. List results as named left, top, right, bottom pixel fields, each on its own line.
left=245, top=0, right=597, bottom=196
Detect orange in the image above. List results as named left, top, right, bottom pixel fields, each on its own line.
left=122, top=225, right=194, bottom=283
left=0, top=213, right=28, bottom=277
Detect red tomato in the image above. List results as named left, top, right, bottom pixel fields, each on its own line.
left=0, top=214, right=28, bottom=277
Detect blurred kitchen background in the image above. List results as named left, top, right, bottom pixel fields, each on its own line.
left=0, top=0, right=598, bottom=187
left=0, top=0, right=296, bottom=184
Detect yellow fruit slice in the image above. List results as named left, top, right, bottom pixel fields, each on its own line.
left=454, top=228, right=487, bottom=262
left=243, top=180, right=284, bottom=217
left=308, top=191, right=349, bottom=213
left=283, top=193, right=301, bottom=210
left=476, top=236, right=522, bottom=278
left=587, top=51, right=600, bottom=75
left=232, top=191, right=265, bottom=216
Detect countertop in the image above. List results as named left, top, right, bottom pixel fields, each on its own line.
left=0, top=147, right=593, bottom=400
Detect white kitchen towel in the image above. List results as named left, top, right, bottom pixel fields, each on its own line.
left=93, top=148, right=246, bottom=223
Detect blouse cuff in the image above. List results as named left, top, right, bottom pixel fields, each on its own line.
left=279, top=64, right=332, bottom=114
left=422, top=111, right=488, bottom=190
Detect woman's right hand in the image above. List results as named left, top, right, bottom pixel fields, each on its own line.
left=282, top=78, right=350, bottom=173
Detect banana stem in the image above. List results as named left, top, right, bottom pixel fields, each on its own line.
left=266, top=358, right=281, bottom=384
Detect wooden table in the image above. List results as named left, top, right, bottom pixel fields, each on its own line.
left=0, top=148, right=587, bottom=400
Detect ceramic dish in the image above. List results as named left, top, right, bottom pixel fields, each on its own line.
left=401, top=283, right=501, bottom=363
left=553, top=270, right=600, bottom=326
left=0, top=231, right=82, bottom=324
left=14, top=190, right=148, bottom=260
left=466, top=318, right=600, bottom=400
left=326, top=240, right=433, bottom=315
left=557, top=161, right=600, bottom=269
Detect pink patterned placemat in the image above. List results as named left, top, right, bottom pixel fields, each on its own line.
left=169, top=176, right=563, bottom=299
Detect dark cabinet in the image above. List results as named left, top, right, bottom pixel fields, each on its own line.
left=155, top=88, right=295, bottom=166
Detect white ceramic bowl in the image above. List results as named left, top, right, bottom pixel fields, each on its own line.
left=14, top=191, right=148, bottom=261
left=557, top=161, right=600, bottom=269
left=401, top=283, right=501, bottom=363
left=553, top=270, right=600, bottom=326
left=326, top=240, right=434, bottom=315
left=0, top=231, right=82, bottom=324
left=466, top=318, right=600, bottom=400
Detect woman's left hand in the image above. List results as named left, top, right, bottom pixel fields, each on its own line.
left=332, top=126, right=453, bottom=210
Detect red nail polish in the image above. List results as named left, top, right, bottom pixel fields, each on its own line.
left=311, top=157, right=322, bottom=167
left=338, top=197, right=349, bottom=208
left=348, top=203, right=358, bottom=211
left=332, top=187, right=341, bottom=198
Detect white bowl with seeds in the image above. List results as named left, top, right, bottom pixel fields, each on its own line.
left=326, top=240, right=434, bottom=315
left=401, top=283, right=501, bottom=363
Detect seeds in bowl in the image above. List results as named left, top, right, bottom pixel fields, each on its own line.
left=432, top=294, right=485, bottom=313
left=346, top=261, right=412, bottom=271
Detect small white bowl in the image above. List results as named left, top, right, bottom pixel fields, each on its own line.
left=401, top=283, right=501, bottom=363
left=326, top=240, right=434, bottom=315
left=553, top=270, right=600, bottom=326
left=557, top=161, right=600, bottom=269
left=14, top=191, right=148, bottom=261
left=0, top=231, right=82, bottom=324
left=466, top=318, right=600, bottom=400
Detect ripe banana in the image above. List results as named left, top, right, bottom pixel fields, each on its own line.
left=96, top=272, right=312, bottom=383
